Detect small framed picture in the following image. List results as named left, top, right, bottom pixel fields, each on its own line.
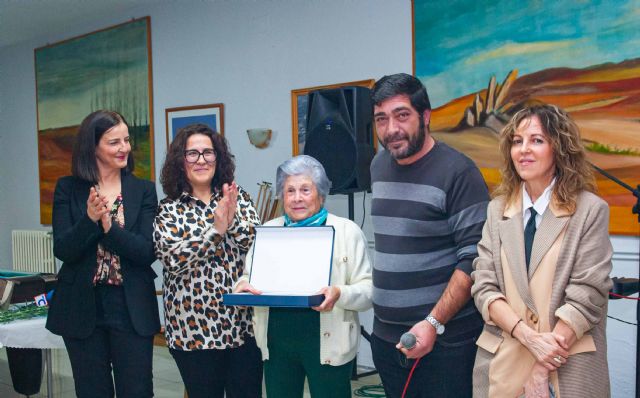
left=165, top=103, right=224, bottom=145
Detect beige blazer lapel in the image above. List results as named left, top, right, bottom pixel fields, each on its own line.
left=527, top=201, right=571, bottom=278
left=498, top=197, right=537, bottom=314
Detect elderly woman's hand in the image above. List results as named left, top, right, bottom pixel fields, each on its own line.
left=234, top=280, right=262, bottom=295
left=312, top=286, right=341, bottom=312
left=514, top=323, right=569, bottom=371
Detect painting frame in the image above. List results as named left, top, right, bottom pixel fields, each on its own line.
left=34, top=17, right=154, bottom=225
left=412, top=0, right=640, bottom=236
left=291, top=79, right=377, bottom=156
left=165, top=103, right=225, bottom=145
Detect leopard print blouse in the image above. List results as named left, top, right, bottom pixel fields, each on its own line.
left=153, top=186, right=260, bottom=350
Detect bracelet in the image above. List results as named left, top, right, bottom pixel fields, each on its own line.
left=510, top=319, right=523, bottom=338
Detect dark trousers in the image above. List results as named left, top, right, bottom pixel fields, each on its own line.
left=265, top=308, right=352, bottom=398
left=371, top=333, right=477, bottom=398
left=63, top=285, right=154, bottom=398
left=170, top=336, right=263, bottom=398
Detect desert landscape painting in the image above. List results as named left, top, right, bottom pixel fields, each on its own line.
left=35, top=17, right=153, bottom=224
left=414, top=0, right=640, bottom=235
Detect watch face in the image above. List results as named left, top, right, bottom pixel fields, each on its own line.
left=436, top=324, right=445, bottom=335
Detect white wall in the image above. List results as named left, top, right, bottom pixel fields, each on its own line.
left=0, top=0, right=411, bottom=263
left=0, top=1, right=637, bottom=395
left=0, top=0, right=411, bottom=373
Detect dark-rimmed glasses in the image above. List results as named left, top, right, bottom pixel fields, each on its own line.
left=184, top=149, right=216, bottom=164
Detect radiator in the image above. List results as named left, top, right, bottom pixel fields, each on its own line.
left=11, top=230, right=56, bottom=274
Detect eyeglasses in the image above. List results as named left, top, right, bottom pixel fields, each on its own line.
left=184, top=149, right=216, bottom=164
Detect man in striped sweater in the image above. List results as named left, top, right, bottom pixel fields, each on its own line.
left=369, top=73, right=489, bottom=397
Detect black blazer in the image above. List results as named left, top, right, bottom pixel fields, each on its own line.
left=46, top=173, right=160, bottom=338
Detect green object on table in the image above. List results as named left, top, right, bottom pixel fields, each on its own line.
left=0, top=270, right=41, bottom=278
left=0, top=303, right=48, bottom=323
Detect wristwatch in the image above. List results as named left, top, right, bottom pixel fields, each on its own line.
left=425, top=314, right=445, bottom=335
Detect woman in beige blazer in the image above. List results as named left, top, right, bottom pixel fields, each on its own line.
left=471, top=104, right=612, bottom=398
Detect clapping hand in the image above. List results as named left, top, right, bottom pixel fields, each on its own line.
left=100, top=211, right=113, bottom=233
left=87, top=187, right=109, bottom=223
left=214, top=182, right=239, bottom=235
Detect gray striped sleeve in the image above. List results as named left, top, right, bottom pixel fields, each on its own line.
left=448, top=201, right=488, bottom=232
left=372, top=181, right=446, bottom=210
left=373, top=283, right=447, bottom=308
left=373, top=248, right=458, bottom=272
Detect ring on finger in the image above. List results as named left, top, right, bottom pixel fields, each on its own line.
left=553, top=355, right=562, bottom=364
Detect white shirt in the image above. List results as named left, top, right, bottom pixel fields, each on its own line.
left=522, top=179, right=555, bottom=230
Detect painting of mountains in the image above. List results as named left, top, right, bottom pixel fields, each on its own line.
left=35, top=17, right=153, bottom=224
left=414, top=0, right=640, bottom=235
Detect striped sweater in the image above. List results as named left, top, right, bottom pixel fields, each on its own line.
left=370, top=142, right=489, bottom=344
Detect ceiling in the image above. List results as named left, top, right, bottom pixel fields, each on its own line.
left=0, top=0, right=165, bottom=49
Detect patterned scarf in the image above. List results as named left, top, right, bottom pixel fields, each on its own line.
left=284, top=207, right=328, bottom=227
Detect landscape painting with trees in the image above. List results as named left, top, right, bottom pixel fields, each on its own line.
left=35, top=17, right=153, bottom=224
left=414, top=0, right=640, bottom=235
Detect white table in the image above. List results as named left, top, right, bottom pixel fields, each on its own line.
left=0, top=317, right=64, bottom=398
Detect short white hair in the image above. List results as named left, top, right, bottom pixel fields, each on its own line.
left=276, top=155, right=331, bottom=202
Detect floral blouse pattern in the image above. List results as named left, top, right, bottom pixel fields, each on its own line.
left=94, top=194, right=125, bottom=285
left=153, top=186, right=260, bottom=350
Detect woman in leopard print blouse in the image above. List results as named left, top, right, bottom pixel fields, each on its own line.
left=153, top=124, right=262, bottom=398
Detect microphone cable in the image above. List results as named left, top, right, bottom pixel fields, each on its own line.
left=609, top=292, right=640, bottom=300
left=351, top=355, right=422, bottom=397
left=401, top=357, right=421, bottom=398
left=353, top=383, right=386, bottom=397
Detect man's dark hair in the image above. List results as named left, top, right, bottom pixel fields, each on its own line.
left=160, top=123, right=235, bottom=199
left=72, top=110, right=134, bottom=183
left=371, top=73, right=431, bottom=116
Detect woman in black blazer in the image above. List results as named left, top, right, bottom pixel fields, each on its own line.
left=46, top=110, right=160, bottom=398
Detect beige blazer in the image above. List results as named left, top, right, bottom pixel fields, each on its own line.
left=471, top=190, right=612, bottom=398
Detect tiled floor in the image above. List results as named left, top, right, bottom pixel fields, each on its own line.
left=0, top=346, right=382, bottom=397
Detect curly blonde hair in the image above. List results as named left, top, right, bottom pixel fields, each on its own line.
left=494, top=104, right=596, bottom=212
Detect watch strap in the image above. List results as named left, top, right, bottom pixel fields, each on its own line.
left=426, top=314, right=445, bottom=335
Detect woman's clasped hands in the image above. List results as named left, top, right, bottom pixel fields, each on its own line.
left=513, top=322, right=568, bottom=397
left=518, top=326, right=569, bottom=371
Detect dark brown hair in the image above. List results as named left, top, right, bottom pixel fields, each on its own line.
left=372, top=73, right=431, bottom=116
left=160, top=124, right=235, bottom=199
left=72, top=110, right=133, bottom=183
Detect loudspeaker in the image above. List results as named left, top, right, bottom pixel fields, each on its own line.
left=304, top=86, right=374, bottom=194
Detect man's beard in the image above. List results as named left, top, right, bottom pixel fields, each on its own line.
left=381, top=117, right=426, bottom=160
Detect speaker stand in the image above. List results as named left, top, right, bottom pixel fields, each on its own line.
left=348, top=192, right=355, bottom=220
left=344, top=192, right=379, bottom=380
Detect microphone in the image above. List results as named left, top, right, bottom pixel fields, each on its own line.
left=400, top=332, right=417, bottom=350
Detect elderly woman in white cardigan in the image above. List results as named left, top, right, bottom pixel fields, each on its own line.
left=235, top=155, right=372, bottom=398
